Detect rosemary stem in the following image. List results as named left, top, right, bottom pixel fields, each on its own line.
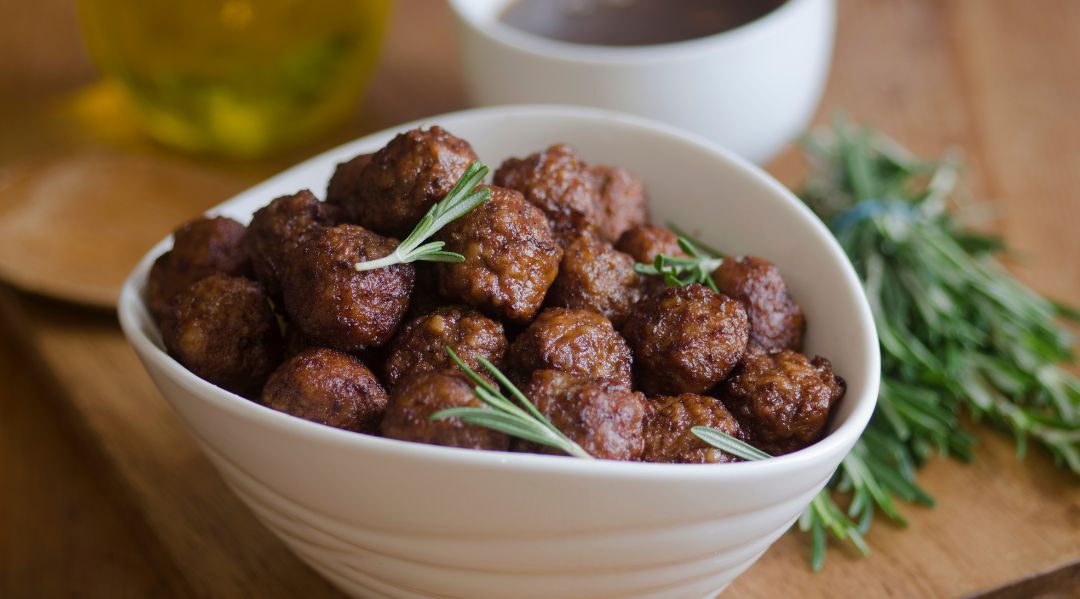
left=353, top=252, right=402, bottom=272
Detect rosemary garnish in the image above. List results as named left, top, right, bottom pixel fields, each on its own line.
left=633, top=236, right=725, bottom=292
left=792, top=116, right=1080, bottom=570
left=354, top=162, right=490, bottom=271
left=690, top=426, right=770, bottom=461
left=430, top=347, right=594, bottom=459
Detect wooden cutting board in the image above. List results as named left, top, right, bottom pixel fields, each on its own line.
left=1, top=0, right=1079, bottom=597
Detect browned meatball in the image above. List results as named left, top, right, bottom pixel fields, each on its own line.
left=348, top=126, right=478, bottom=236
left=642, top=394, right=744, bottom=464
left=519, top=370, right=647, bottom=461
left=325, top=153, right=373, bottom=207
left=436, top=185, right=562, bottom=323
left=589, top=165, right=647, bottom=243
left=545, top=234, right=643, bottom=328
left=261, top=347, right=387, bottom=433
left=161, top=274, right=281, bottom=397
left=507, top=308, right=633, bottom=387
left=281, top=224, right=414, bottom=352
left=383, top=306, right=508, bottom=389
left=246, top=189, right=344, bottom=298
left=623, top=284, right=749, bottom=395
left=494, top=144, right=599, bottom=244
left=381, top=371, right=510, bottom=451
left=712, top=256, right=806, bottom=352
left=615, top=224, right=689, bottom=265
left=147, top=216, right=251, bottom=323
left=720, top=348, right=845, bottom=455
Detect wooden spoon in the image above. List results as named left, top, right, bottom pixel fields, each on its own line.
left=0, top=153, right=244, bottom=309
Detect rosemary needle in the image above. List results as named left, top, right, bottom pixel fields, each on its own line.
left=354, top=161, right=490, bottom=271
left=690, top=426, right=771, bottom=461
left=634, top=236, right=725, bottom=292
left=430, top=347, right=594, bottom=459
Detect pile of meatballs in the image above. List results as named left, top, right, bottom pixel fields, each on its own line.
left=147, top=126, right=845, bottom=462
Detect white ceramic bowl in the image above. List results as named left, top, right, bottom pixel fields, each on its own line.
left=448, top=0, right=835, bottom=165
left=119, top=105, right=878, bottom=599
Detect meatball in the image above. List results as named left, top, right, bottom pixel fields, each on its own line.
left=383, top=306, right=508, bottom=389
left=545, top=234, right=643, bottom=328
left=436, top=185, right=562, bottom=323
left=147, top=216, right=251, bottom=322
left=493, top=144, right=599, bottom=244
left=347, top=126, right=478, bottom=236
left=589, top=165, right=647, bottom=242
left=720, top=348, right=845, bottom=455
left=507, top=308, right=633, bottom=387
left=246, top=189, right=344, bottom=298
left=519, top=370, right=647, bottom=461
left=712, top=256, right=806, bottom=351
left=381, top=371, right=510, bottom=451
left=325, top=152, right=373, bottom=207
left=615, top=224, right=689, bottom=265
left=623, top=284, right=749, bottom=395
left=281, top=224, right=414, bottom=352
left=261, top=347, right=387, bottom=433
left=161, top=274, right=281, bottom=397
left=642, top=394, right=744, bottom=464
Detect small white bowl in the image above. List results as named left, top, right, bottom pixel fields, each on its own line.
left=119, top=105, right=878, bottom=599
left=448, top=0, right=836, bottom=165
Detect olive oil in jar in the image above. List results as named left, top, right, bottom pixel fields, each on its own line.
left=78, top=0, right=390, bottom=158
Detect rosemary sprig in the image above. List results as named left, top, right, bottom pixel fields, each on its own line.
left=633, top=236, right=725, bottom=292
left=354, top=162, right=490, bottom=271
left=792, top=116, right=1080, bottom=569
left=690, top=426, right=770, bottom=461
left=430, top=347, right=594, bottom=459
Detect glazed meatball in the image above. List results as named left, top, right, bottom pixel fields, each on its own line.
left=246, top=189, right=344, bottom=298
left=545, top=234, right=643, bottom=328
left=507, top=308, right=633, bottom=387
left=720, top=348, right=845, bottom=455
left=147, top=216, right=250, bottom=322
left=642, top=394, right=744, bottom=464
left=589, top=165, right=647, bottom=242
left=519, top=370, right=647, bottom=461
left=281, top=224, right=414, bottom=352
left=493, top=144, right=599, bottom=244
left=325, top=153, right=373, bottom=207
left=623, top=284, right=749, bottom=395
left=381, top=371, right=510, bottom=451
left=615, top=224, right=689, bottom=265
left=436, top=185, right=562, bottom=323
left=161, top=274, right=281, bottom=397
left=384, top=306, right=508, bottom=389
left=261, top=347, right=387, bottom=433
left=712, top=256, right=806, bottom=351
left=347, top=126, right=478, bottom=236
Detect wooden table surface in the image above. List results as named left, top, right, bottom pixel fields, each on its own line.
left=2, top=1, right=1079, bottom=598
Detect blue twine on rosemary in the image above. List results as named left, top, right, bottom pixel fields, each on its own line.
left=829, top=198, right=921, bottom=235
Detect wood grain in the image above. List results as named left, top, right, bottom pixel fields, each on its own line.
left=1, top=0, right=1079, bottom=598
left=0, top=309, right=181, bottom=599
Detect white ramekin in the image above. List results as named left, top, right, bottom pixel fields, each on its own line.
left=447, top=0, right=835, bottom=165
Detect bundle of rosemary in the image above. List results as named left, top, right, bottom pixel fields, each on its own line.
left=794, top=118, right=1080, bottom=569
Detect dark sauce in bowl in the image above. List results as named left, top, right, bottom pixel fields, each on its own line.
left=500, top=0, right=787, bottom=47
